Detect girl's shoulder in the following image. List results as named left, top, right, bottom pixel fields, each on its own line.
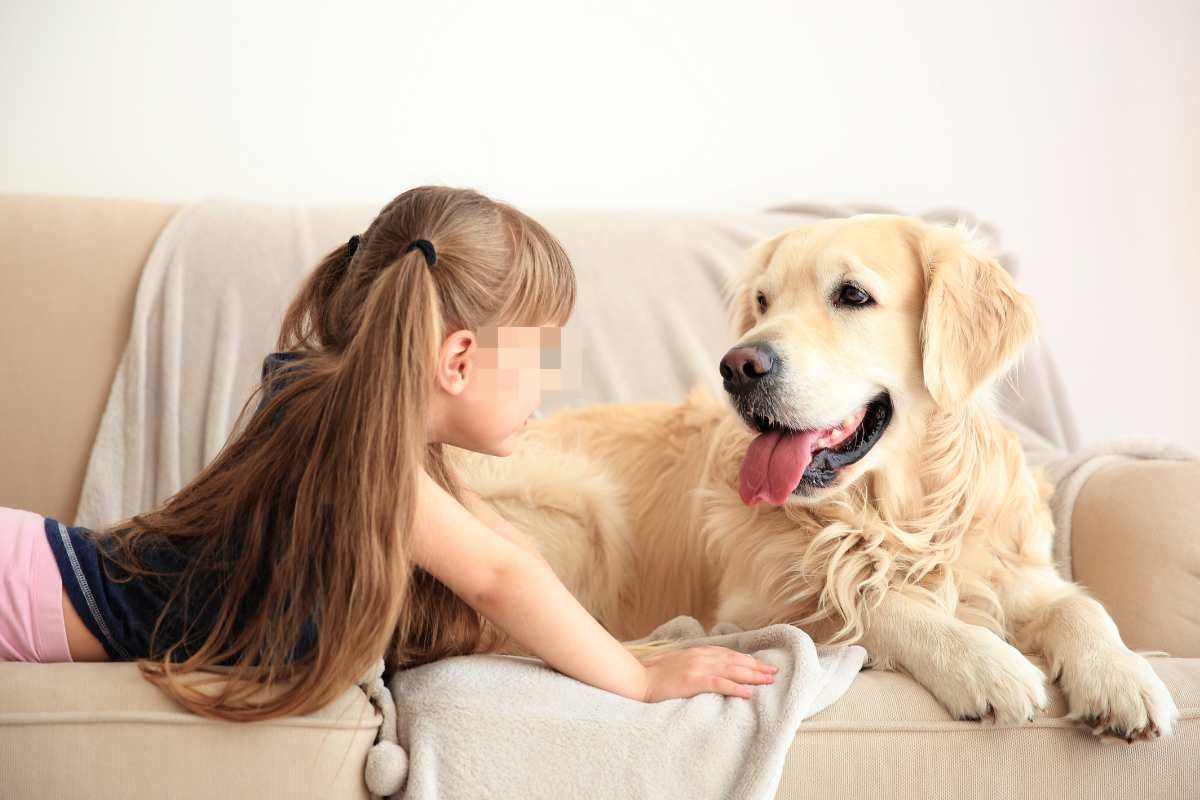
left=261, top=350, right=304, bottom=377
left=258, top=350, right=308, bottom=421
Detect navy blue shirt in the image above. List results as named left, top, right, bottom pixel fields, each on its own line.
left=46, top=351, right=316, bottom=663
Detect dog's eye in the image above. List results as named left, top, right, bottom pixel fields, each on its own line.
left=834, top=283, right=874, bottom=307
left=756, top=291, right=769, bottom=313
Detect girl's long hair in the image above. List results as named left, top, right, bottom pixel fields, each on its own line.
left=96, top=186, right=576, bottom=722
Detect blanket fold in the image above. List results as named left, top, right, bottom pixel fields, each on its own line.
left=374, top=615, right=867, bottom=800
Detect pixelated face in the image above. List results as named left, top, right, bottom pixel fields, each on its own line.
left=443, top=324, right=576, bottom=456
left=473, top=324, right=565, bottom=395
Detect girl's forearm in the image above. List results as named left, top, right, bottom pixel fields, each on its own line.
left=475, top=552, right=650, bottom=701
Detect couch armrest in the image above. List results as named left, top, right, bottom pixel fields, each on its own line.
left=0, top=662, right=379, bottom=799
left=0, top=194, right=180, bottom=522
left=1071, top=459, right=1200, bottom=657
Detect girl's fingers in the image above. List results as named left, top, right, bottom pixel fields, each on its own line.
left=723, top=663, right=777, bottom=685
left=735, top=653, right=778, bottom=673
left=704, top=647, right=779, bottom=674
left=707, top=676, right=755, bottom=699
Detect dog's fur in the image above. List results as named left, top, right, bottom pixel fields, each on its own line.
left=450, top=214, right=1178, bottom=740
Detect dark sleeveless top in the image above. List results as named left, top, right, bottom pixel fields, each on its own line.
left=45, top=351, right=316, bottom=663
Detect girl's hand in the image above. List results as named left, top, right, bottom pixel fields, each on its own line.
left=639, top=645, right=779, bottom=702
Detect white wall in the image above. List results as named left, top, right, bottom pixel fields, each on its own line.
left=3, top=0, right=1197, bottom=448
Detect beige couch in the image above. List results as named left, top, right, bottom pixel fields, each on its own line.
left=1, top=194, right=1197, bottom=799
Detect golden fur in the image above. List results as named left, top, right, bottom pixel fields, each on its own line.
left=451, top=214, right=1178, bottom=740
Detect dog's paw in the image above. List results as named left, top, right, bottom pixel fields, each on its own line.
left=1058, top=646, right=1178, bottom=741
left=921, top=624, right=1049, bottom=725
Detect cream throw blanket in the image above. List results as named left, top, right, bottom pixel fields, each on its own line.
left=369, top=616, right=866, bottom=800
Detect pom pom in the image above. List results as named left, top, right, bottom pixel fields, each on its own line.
left=365, top=741, right=408, bottom=797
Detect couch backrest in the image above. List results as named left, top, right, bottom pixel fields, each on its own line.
left=0, top=194, right=1077, bottom=525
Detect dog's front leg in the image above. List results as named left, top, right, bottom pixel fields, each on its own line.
left=1004, top=567, right=1179, bottom=740
left=859, top=590, right=1048, bottom=724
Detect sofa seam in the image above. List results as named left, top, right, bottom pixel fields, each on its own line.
left=793, top=714, right=1199, bottom=734
left=0, top=711, right=380, bottom=730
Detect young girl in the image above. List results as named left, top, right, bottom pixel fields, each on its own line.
left=0, top=185, right=777, bottom=721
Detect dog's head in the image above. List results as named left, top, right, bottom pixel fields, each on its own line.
left=721, top=214, right=1035, bottom=506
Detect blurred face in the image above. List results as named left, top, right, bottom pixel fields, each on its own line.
left=429, top=324, right=563, bottom=456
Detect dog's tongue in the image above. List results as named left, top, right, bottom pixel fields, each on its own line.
left=738, top=429, right=821, bottom=506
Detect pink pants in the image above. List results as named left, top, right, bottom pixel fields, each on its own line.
left=0, top=507, right=73, bottom=662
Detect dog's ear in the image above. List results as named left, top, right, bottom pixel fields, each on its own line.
left=918, top=222, right=1037, bottom=410
left=726, top=230, right=791, bottom=338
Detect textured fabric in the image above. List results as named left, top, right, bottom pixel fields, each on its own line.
left=3, top=659, right=1198, bottom=800
left=0, top=194, right=180, bottom=523
left=383, top=615, right=866, bottom=800
left=1039, top=437, right=1197, bottom=581
left=1071, top=459, right=1200, bottom=658
left=0, top=661, right=381, bottom=800
left=0, top=507, right=72, bottom=663
left=778, top=656, right=1200, bottom=799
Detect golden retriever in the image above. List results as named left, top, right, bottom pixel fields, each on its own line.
left=451, top=214, right=1178, bottom=740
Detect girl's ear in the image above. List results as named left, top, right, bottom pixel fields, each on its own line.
left=726, top=230, right=793, bottom=339
left=436, top=330, right=476, bottom=395
left=918, top=222, right=1037, bottom=410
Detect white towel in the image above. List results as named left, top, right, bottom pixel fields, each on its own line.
left=377, top=615, right=866, bottom=800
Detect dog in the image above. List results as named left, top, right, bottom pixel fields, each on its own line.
left=451, top=214, right=1178, bottom=740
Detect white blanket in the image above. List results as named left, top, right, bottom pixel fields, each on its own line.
left=375, top=615, right=866, bottom=800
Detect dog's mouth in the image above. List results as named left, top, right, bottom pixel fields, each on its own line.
left=738, top=391, right=893, bottom=506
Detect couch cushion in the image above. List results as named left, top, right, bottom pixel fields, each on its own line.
left=1072, top=459, right=1200, bottom=658
left=0, top=662, right=380, bottom=799
left=776, top=656, right=1199, bottom=799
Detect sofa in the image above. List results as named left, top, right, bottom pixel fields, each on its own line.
left=1, top=193, right=1197, bottom=799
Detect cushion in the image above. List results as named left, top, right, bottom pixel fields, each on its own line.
left=776, top=656, right=1199, bottom=799
left=0, top=662, right=380, bottom=799
left=1072, top=459, right=1200, bottom=657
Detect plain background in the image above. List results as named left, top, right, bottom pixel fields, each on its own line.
left=2, top=0, right=1196, bottom=449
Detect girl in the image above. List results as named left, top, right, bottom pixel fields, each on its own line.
left=0, top=186, right=777, bottom=722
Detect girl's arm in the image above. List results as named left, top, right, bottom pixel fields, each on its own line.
left=409, top=469, right=777, bottom=703
left=457, top=485, right=547, bottom=564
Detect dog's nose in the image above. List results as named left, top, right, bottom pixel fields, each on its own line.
left=720, top=343, right=778, bottom=394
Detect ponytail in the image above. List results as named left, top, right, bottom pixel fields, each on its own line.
left=95, top=186, right=572, bottom=721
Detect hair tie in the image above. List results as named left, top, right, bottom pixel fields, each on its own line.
left=405, top=239, right=437, bottom=268
left=335, top=234, right=361, bottom=276
left=328, top=232, right=360, bottom=280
